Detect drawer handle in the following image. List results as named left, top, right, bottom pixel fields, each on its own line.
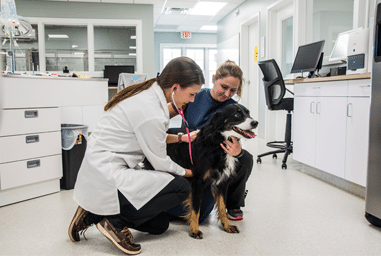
left=27, top=159, right=40, bottom=169
left=26, top=135, right=39, bottom=144
left=25, top=110, right=38, bottom=118
left=359, top=84, right=370, bottom=88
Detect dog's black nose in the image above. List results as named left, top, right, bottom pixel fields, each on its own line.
left=251, top=121, right=258, bottom=128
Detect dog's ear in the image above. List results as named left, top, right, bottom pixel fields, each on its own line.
left=202, top=110, right=225, bottom=141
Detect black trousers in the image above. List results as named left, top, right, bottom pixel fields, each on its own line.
left=84, top=175, right=190, bottom=235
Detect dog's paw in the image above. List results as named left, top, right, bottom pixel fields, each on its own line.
left=190, top=230, right=203, bottom=239
left=225, top=225, right=240, bottom=233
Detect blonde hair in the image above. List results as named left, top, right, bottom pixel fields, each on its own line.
left=104, top=57, right=205, bottom=111
left=213, top=60, right=244, bottom=98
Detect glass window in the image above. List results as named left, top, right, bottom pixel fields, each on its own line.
left=163, top=48, right=181, bottom=67
left=208, top=49, right=217, bottom=88
left=45, top=25, right=88, bottom=72
left=94, top=26, right=136, bottom=72
left=186, top=48, right=204, bottom=70
left=282, top=16, right=293, bottom=75
left=1, top=24, right=39, bottom=72
left=161, top=46, right=216, bottom=88
left=312, top=0, right=354, bottom=57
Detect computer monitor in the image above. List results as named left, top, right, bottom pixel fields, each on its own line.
left=329, top=28, right=363, bottom=62
left=290, top=40, right=325, bottom=77
left=104, top=65, right=134, bottom=86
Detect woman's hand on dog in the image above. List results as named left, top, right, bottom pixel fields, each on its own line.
left=220, top=136, right=242, bottom=157
left=183, top=130, right=200, bottom=143
left=184, top=168, right=193, bottom=177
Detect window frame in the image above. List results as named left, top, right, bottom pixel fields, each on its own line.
left=159, top=43, right=217, bottom=88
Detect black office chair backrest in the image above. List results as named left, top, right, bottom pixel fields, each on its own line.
left=258, top=59, right=286, bottom=110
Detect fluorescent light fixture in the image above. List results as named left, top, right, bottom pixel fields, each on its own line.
left=73, top=52, right=85, bottom=55
left=129, top=46, right=136, bottom=49
left=129, top=53, right=137, bottom=56
left=72, top=45, right=78, bottom=48
left=189, top=2, right=227, bottom=16
left=131, top=35, right=136, bottom=39
left=48, top=34, right=69, bottom=39
left=200, top=25, right=217, bottom=31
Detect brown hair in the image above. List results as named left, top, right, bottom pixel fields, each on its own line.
left=213, top=60, right=244, bottom=98
left=104, top=57, right=205, bottom=111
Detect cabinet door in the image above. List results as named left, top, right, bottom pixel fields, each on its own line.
left=345, top=97, right=370, bottom=186
left=293, top=97, right=316, bottom=166
left=315, top=97, right=347, bottom=178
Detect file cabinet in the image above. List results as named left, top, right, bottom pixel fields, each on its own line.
left=0, top=76, right=62, bottom=206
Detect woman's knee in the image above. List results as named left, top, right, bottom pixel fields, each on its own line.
left=172, top=175, right=191, bottom=202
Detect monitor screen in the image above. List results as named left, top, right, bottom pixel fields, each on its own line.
left=329, top=28, right=363, bottom=62
left=104, top=65, right=134, bottom=86
left=290, top=40, right=325, bottom=74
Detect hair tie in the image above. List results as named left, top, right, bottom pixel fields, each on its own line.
left=156, top=72, right=160, bottom=79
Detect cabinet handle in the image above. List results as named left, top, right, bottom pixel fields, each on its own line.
left=312, top=87, right=321, bottom=90
left=347, top=103, right=353, bottom=117
left=26, top=135, right=39, bottom=144
left=25, top=110, right=38, bottom=118
left=359, top=84, right=370, bottom=88
left=27, top=159, right=40, bottom=169
left=316, top=102, right=321, bottom=114
left=310, top=102, right=315, bottom=113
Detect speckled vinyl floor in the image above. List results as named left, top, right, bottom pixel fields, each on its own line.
left=1, top=139, right=381, bottom=256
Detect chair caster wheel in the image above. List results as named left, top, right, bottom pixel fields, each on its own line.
left=282, top=163, right=287, bottom=169
left=257, top=158, right=262, bottom=164
left=272, top=154, right=277, bottom=159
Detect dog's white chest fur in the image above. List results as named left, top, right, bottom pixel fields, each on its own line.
left=214, top=154, right=238, bottom=186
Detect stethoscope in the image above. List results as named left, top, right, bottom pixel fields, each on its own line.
left=171, top=88, right=193, bottom=165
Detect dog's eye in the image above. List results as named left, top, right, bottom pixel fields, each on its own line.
left=235, top=113, right=241, bottom=118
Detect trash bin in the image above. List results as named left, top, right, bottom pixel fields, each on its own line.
left=60, top=124, right=88, bottom=190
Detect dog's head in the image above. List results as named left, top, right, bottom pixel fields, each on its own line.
left=206, top=103, right=258, bottom=140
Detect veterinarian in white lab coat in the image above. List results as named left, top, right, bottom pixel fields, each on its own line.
left=69, top=57, right=204, bottom=255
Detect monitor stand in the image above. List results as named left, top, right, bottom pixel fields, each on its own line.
left=296, top=71, right=305, bottom=79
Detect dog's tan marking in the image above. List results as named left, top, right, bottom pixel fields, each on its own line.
left=183, top=194, right=203, bottom=239
left=203, top=169, right=212, bottom=181
left=214, top=194, right=239, bottom=234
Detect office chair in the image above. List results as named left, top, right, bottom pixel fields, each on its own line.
left=257, top=59, right=294, bottom=169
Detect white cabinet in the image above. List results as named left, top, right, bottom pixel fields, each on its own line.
left=345, top=80, right=371, bottom=186
left=293, top=79, right=370, bottom=186
left=0, top=76, right=63, bottom=206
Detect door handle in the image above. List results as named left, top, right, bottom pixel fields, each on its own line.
left=316, top=102, right=321, bottom=114
left=347, top=103, right=353, bottom=117
left=310, top=101, right=315, bottom=113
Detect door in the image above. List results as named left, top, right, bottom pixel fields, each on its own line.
left=293, top=96, right=317, bottom=166
left=315, top=97, right=347, bottom=178
left=345, top=97, right=370, bottom=186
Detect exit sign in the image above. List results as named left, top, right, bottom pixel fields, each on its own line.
left=181, top=31, right=191, bottom=39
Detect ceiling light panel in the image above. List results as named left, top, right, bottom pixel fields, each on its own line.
left=189, top=2, right=227, bottom=16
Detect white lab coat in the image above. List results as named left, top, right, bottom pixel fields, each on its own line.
left=73, top=82, right=185, bottom=215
